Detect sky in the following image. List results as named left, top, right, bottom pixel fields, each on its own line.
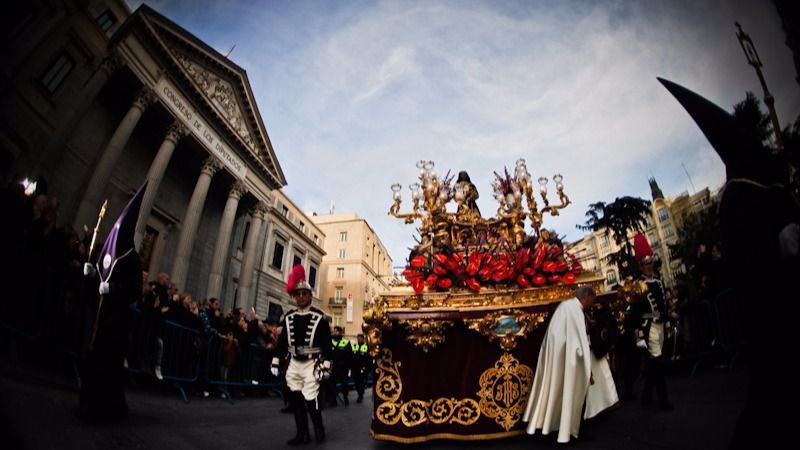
left=128, top=0, right=800, bottom=269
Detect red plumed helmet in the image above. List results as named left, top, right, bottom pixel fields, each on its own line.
left=633, top=233, right=654, bottom=263
left=286, top=264, right=311, bottom=294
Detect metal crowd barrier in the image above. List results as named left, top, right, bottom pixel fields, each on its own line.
left=205, top=334, right=282, bottom=403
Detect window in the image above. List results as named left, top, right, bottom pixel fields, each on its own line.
left=606, top=270, right=618, bottom=285
left=338, top=249, right=346, bottom=259
left=648, top=233, right=659, bottom=247
left=313, top=234, right=319, bottom=245
left=340, top=231, right=348, bottom=241
left=308, top=266, right=317, bottom=288
left=299, top=221, right=305, bottom=232
left=281, top=205, right=289, bottom=217
left=663, top=222, right=674, bottom=237
left=292, top=254, right=302, bottom=267
left=335, top=287, right=344, bottom=301
left=333, top=314, right=342, bottom=328
left=271, top=240, right=285, bottom=269
left=40, top=51, right=74, bottom=95
left=600, top=235, right=610, bottom=248
left=95, top=9, right=118, bottom=32
left=336, top=267, right=344, bottom=278
left=658, top=208, right=669, bottom=222
left=644, top=217, right=652, bottom=228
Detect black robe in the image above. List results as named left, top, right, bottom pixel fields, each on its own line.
left=78, top=251, right=142, bottom=419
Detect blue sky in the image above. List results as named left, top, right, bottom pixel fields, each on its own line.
left=128, top=0, right=800, bottom=267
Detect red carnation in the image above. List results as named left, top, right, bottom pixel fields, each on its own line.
left=437, top=278, right=453, bottom=289
left=410, top=255, right=426, bottom=267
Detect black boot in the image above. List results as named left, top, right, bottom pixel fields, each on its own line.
left=288, top=392, right=310, bottom=446
left=306, top=399, right=325, bottom=443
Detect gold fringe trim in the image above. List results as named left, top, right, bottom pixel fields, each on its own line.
left=371, top=429, right=525, bottom=443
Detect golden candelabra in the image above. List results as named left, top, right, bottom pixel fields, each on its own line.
left=389, top=159, right=570, bottom=255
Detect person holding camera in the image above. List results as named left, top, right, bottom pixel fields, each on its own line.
left=271, top=265, right=332, bottom=445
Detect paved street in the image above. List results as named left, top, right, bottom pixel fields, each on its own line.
left=1, top=357, right=744, bottom=450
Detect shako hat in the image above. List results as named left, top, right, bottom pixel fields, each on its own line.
left=286, top=264, right=312, bottom=294
left=633, top=233, right=655, bottom=264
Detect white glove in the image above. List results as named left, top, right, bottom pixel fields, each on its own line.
left=270, top=357, right=280, bottom=377
left=317, top=360, right=332, bottom=381
left=83, top=263, right=95, bottom=277
left=99, top=281, right=110, bottom=295
left=636, top=339, right=648, bottom=350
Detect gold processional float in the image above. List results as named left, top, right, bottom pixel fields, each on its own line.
left=363, top=159, right=615, bottom=443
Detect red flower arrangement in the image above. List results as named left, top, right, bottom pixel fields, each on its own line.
left=402, top=235, right=582, bottom=294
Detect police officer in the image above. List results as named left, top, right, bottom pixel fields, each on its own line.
left=350, top=333, right=370, bottom=403
left=328, top=326, right=351, bottom=406
left=630, top=234, right=673, bottom=411
left=272, top=265, right=332, bottom=444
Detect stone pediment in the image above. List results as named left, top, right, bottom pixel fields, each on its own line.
left=174, top=53, right=256, bottom=150
left=132, top=5, right=287, bottom=188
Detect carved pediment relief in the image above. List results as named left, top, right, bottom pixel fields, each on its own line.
left=174, top=52, right=256, bottom=151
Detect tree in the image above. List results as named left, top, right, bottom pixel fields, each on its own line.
left=578, top=196, right=652, bottom=279
left=668, top=201, right=719, bottom=278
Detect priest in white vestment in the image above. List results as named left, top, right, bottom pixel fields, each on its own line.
left=523, top=286, right=618, bottom=443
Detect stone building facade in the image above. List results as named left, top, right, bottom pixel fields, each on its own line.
left=311, top=213, right=392, bottom=337
left=2, top=1, right=324, bottom=318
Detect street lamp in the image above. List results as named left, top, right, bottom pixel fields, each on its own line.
left=735, top=21, right=784, bottom=153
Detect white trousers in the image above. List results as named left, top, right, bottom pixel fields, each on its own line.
left=647, top=323, right=665, bottom=358
left=286, top=358, right=320, bottom=401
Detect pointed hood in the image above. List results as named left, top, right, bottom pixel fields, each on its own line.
left=657, top=77, right=786, bottom=185
left=97, top=182, right=147, bottom=282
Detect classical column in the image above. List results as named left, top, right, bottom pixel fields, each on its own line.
left=206, top=180, right=247, bottom=300
left=73, top=86, right=154, bottom=229
left=134, top=121, right=188, bottom=246
left=38, top=53, right=122, bottom=177
left=236, top=201, right=268, bottom=308
left=170, top=158, right=222, bottom=290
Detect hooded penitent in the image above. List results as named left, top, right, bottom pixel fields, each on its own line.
left=657, top=77, right=788, bottom=186
left=96, top=182, right=147, bottom=282
left=659, top=77, right=799, bottom=448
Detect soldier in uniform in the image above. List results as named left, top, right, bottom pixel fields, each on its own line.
left=271, top=265, right=333, bottom=445
left=328, top=326, right=351, bottom=406
left=629, top=234, right=673, bottom=411
left=350, top=333, right=370, bottom=403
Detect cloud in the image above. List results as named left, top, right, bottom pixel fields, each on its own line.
left=134, top=0, right=800, bottom=268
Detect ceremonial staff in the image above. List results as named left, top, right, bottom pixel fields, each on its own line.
left=88, top=199, right=108, bottom=352
left=88, top=199, right=108, bottom=262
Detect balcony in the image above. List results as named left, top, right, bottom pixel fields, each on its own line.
left=328, top=297, right=345, bottom=307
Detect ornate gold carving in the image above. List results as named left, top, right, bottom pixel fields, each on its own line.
left=399, top=319, right=453, bottom=352
left=464, top=309, right=548, bottom=351
left=388, top=159, right=570, bottom=258
left=374, top=349, right=481, bottom=428
left=476, top=353, right=533, bottom=431
left=379, top=278, right=602, bottom=311
left=363, top=296, right=392, bottom=357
